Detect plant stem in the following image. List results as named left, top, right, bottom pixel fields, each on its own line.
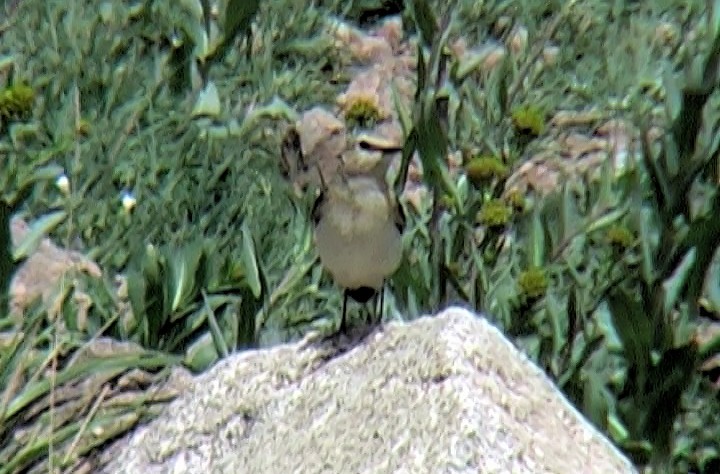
left=0, top=200, right=15, bottom=318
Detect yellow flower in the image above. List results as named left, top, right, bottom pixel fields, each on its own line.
left=504, top=189, right=526, bottom=213
left=518, top=267, right=548, bottom=299
left=511, top=105, right=545, bottom=136
left=343, top=94, right=382, bottom=127
left=477, top=199, right=511, bottom=228
left=465, top=155, right=508, bottom=185
left=76, top=118, right=92, bottom=136
left=606, top=225, right=634, bottom=250
left=0, top=82, right=35, bottom=120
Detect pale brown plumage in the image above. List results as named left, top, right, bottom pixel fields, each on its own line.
left=281, top=124, right=405, bottom=332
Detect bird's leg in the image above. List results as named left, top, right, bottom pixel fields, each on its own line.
left=379, top=282, right=385, bottom=323
left=341, top=290, right=349, bottom=333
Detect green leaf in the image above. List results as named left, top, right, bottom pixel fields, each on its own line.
left=412, top=0, right=438, bottom=48
left=528, top=207, right=545, bottom=267
left=203, top=290, right=229, bottom=358
left=545, top=292, right=566, bottom=356
left=4, top=352, right=179, bottom=420
left=208, top=0, right=260, bottom=63
left=662, top=68, right=682, bottom=122
left=662, top=247, right=696, bottom=316
left=560, top=184, right=578, bottom=243
left=607, top=413, right=630, bottom=443
left=680, top=191, right=720, bottom=303
left=415, top=43, right=427, bottom=101
left=704, top=258, right=720, bottom=314
left=169, top=241, right=205, bottom=313
left=391, top=80, right=413, bottom=137
left=131, top=246, right=168, bottom=347
left=167, top=28, right=194, bottom=93
left=607, top=289, right=652, bottom=387
left=585, top=207, right=627, bottom=234
left=10, top=165, right=65, bottom=211
left=12, top=211, right=67, bottom=261
left=643, top=344, right=697, bottom=457
left=191, top=81, right=221, bottom=117
left=183, top=333, right=218, bottom=373
left=558, top=334, right=605, bottom=388
left=223, top=0, right=260, bottom=45
left=699, top=333, right=720, bottom=362
left=638, top=207, right=656, bottom=284
left=236, top=287, right=259, bottom=350
left=0, top=305, right=45, bottom=423
left=583, top=372, right=610, bottom=431
left=125, top=269, right=148, bottom=337
left=240, top=222, right=262, bottom=298
left=394, top=127, right=418, bottom=198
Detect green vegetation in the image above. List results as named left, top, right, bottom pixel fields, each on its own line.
left=1, top=0, right=719, bottom=472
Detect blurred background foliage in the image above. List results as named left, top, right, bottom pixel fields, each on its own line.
left=1, top=0, right=719, bottom=472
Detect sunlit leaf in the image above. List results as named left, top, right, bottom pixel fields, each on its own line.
left=169, top=241, right=205, bottom=313
left=528, top=208, right=545, bottom=267
left=240, top=222, right=262, bottom=298
left=608, top=413, right=630, bottom=443
left=191, top=81, right=221, bottom=118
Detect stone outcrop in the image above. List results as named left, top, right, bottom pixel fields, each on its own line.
left=100, top=307, right=636, bottom=474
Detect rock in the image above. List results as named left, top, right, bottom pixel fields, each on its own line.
left=98, top=307, right=636, bottom=474
left=9, top=217, right=102, bottom=320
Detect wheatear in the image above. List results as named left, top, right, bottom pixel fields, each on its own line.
left=281, top=126, right=405, bottom=332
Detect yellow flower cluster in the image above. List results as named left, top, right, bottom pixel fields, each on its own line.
left=0, top=83, right=34, bottom=120
left=518, top=267, right=548, bottom=299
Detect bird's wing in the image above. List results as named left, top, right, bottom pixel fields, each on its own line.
left=310, top=191, right=326, bottom=226
left=392, top=198, right=406, bottom=233
left=280, top=126, right=306, bottom=183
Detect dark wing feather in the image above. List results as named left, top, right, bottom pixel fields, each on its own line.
left=280, top=126, right=304, bottom=182
left=392, top=198, right=406, bottom=233
left=311, top=191, right=325, bottom=226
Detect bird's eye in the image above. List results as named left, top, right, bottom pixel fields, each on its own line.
left=358, top=140, right=374, bottom=151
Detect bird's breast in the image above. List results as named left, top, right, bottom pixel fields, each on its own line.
left=314, top=187, right=403, bottom=290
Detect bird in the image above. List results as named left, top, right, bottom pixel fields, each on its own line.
left=281, top=124, right=405, bottom=332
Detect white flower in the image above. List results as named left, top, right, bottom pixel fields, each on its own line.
left=56, top=174, right=70, bottom=195
left=121, top=191, right=137, bottom=213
